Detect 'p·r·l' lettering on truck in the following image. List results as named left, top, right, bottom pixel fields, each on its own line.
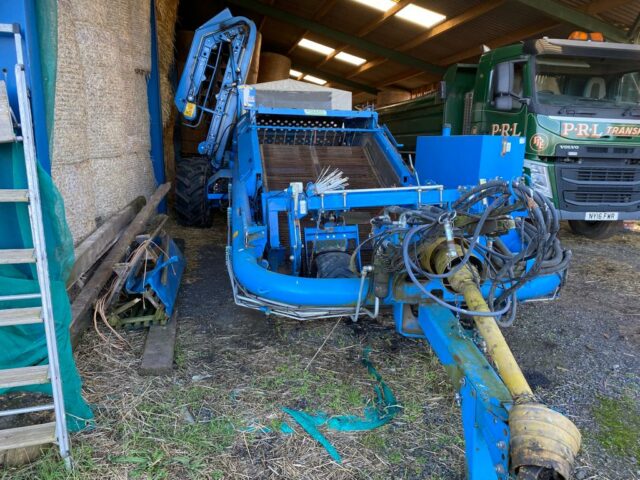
left=378, top=33, right=640, bottom=239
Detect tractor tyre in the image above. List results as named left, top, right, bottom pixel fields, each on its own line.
left=568, top=220, right=622, bottom=240
left=315, top=252, right=356, bottom=278
left=175, top=156, right=212, bottom=228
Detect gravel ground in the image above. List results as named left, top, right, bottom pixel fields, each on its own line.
left=504, top=223, right=640, bottom=480
left=2, top=220, right=637, bottom=480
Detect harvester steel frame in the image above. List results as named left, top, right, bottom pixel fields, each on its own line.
left=175, top=10, right=581, bottom=480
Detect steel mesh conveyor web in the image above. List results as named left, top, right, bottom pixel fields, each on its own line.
left=261, top=144, right=384, bottom=256
left=261, top=144, right=383, bottom=191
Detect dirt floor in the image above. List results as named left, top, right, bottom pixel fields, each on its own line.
left=2, top=219, right=639, bottom=480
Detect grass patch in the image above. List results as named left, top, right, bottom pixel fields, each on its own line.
left=593, top=395, right=640, bottom=460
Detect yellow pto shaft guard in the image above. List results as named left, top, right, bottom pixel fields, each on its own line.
left=421, top=240, right=581, bottom=478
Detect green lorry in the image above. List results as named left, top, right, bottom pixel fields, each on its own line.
left=378, top=36, right=640, bottom=239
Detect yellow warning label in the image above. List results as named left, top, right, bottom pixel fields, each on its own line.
left=183, top=102, right=196, bottom=118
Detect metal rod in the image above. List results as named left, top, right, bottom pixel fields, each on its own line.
left=0, top=293, right=41, bottom=301
left=0, top=404, right=55, bottom=417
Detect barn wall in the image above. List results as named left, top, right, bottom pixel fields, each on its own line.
left=51, top=0, right=157, bottom=244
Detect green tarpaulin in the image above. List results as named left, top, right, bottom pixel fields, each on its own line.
left=0, top=1, right=92, bottom=431
left=0, top=143, right=93, bottom=431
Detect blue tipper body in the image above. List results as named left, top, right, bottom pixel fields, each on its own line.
left=415, top=134, right=526, bottom=188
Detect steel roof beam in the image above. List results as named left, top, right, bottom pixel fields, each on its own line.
left=512, top=0, right=628, bottom=42
left=226, top=0, right=445, bottom=75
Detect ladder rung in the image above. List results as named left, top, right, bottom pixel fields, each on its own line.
left=0, top=422, right=56, bottom=451
left=0, top=189, right=29, bottom=202
left=0, top=403, right=54, bottom=417
left=0, top=307, right=42, bottom=326
left=0, top=248, right=35, bottom=265
left=0, top=293, right=41, bottom=302
left=0, top=365, right=49, bottom=389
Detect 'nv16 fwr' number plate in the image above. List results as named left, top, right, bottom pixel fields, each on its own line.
left=585, top=212, right=619, bottom=221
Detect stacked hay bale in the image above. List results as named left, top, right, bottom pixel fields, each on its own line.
left=258, top=52, right=291, bottom=83
left=52, top=0, right=157, bottom=244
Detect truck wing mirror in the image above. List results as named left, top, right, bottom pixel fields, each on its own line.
left=495, top=95, right=513, bottom=111
left=438, top=81, right=447, bottom=100
left=494, top=62, right=513, bottom=96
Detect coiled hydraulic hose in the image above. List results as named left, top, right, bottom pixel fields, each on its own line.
left=361, top=178, right=571, bottom=320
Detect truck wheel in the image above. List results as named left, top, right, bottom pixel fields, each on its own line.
left=175, top=156, right=212, bottom=227
left=568, top=220, right=622, bottom=240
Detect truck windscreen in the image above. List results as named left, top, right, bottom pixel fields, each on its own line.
left=533, top=55, right=640, bottom=117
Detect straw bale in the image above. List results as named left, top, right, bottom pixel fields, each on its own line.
left=51, top=0, right=156, bottom=244
left=50, top=161, right=96, bottom=242
left=258, top=52, right=291, bottom=83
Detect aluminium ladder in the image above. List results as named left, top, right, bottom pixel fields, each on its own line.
left=0, top=23, right=71, bottom=466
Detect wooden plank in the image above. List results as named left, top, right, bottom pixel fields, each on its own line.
left=0, top=249, right=35, bottom=265
left=0, top=365, right=49, bottom=389
left=0, top=307, right=42, bottom=327
left=139, top=311, right=178, bottom=376
left=0, top=422, right=56, bottom=451
left=67, top=196, right=146, bottom=289
left=70, top=183, right=171, bottom=347
left=0, top=190, right=29, bottom=203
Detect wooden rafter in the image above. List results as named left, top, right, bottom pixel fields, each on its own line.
left=344, top=0, right=505, bottom=79
left=437, top=0, right=633, bottom=66
left=315, top=0, right=412, bottom=68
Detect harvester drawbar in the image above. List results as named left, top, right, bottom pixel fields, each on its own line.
left=175, top=9, right=581, bottom=479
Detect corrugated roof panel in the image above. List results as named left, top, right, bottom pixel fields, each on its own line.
left=410, top=5, right=554, bottom=64
left=361, top=0, right=490, bottom=48
left=254, top=0, right=640, bottom=95
left=272, top=0, right=327, bottom=19
left=260, top=21, right=306, bottom=51
left=599, top=3, right=640, bottom=30
left=320, top=1, right=389, bottom=35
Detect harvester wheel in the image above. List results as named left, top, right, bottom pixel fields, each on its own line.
left=315, top=252, right=356, bottom=278
left=568, top=220, right=622, bottom=240
left=175, top=156, right=212, bottom=227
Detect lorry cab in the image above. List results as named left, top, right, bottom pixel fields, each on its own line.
left=467, top=36, right=640, bottom=238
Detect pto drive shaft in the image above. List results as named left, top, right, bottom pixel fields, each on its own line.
left=427, top=243, right=581, bottom=479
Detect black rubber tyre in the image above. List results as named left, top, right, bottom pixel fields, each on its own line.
left=175, top=156, right=212, bottom=227
left=568, top=220, right=622, bottom=240
left=315, top=252, right=356, bottom=278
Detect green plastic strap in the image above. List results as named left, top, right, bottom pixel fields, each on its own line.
left=280, top=348, right=400, bottom=463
